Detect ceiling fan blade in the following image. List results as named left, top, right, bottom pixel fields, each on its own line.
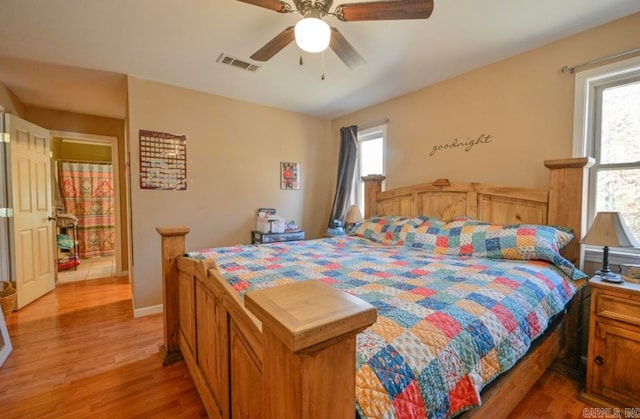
left=236, top=0, right=292, bottom=13
left=335, top=0, right=433, bottom=22
left=250, top=26, right=295, bottom=61
left=330, top=28, right=366, bottom=69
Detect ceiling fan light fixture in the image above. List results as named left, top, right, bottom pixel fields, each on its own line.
left=294, top=17, right=331, bottom=53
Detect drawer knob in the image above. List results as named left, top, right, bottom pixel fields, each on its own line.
left=594, top=356, right=604, bottom=366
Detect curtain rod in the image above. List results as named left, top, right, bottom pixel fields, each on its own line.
left=57, top=159, right=112, bottom=165
left=561, top=47, right=640, bottom=74
left=358, top=117, right=389, bottom=131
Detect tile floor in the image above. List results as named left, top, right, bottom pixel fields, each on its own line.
left=57, top=255, right=116, bottom=283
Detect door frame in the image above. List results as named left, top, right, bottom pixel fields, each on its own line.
left=51, top=130, right=124, bottom=276
left=0, top=108, right=9, bottom=286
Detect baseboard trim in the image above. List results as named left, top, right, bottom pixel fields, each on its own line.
left=133, top=304, right=163, bottom=318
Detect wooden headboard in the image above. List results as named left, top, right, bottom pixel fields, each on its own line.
left=363, top=158, right=594, bottom=268
left=367, top=179, right=550, bottom=225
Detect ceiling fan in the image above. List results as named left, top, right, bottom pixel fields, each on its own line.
left=238, top=0, right=434, bottom=69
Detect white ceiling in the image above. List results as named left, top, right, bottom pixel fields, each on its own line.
left=0, top=0, right=639, bottom=120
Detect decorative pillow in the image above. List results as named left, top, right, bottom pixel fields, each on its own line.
left=351, top=215, right=443, bottom=246
left=436, top=216, right=584, bottom=279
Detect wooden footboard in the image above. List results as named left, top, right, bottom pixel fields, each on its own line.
left=157, top=227, right=377, bottom=419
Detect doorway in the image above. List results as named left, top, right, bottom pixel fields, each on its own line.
left=51, top=131, right=123, bottom=282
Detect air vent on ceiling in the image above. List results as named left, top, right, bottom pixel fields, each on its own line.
left=216, top=54, right=261, bottom=72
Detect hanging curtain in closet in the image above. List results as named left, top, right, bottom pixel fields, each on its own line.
left=58, top=162, right=115, bottom=258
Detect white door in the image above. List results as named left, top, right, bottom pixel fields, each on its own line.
left=5, top=114, right=55, bottom=309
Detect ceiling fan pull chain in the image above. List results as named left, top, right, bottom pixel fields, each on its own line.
left=321, top=51, right=325, bottom=80
left=299, top=54, right=303, bottom=66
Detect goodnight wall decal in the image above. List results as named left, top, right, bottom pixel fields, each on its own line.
left=429, top=134, right=493, bottom=157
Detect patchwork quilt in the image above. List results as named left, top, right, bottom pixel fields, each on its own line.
left=190, top=236, right=582, bottom=418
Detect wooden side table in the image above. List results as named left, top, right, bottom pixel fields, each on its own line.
left=580, top=276, right=640, bottom=408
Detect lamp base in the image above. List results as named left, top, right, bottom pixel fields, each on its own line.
left=599, top=272, right=625, bottom=284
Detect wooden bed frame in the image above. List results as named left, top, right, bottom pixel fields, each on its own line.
left=157, top=157, right=592, bottom=419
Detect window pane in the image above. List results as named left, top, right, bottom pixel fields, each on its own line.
left=600, top=81, right=640, bottom=164
left=596, top=168, right=640, bottom=241
left=360, top=138, right=383, bottom=176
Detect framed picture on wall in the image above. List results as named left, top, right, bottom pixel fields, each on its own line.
left=280, top=162, right=300, bottom=190
left=139, top=129, right=188, bottom=190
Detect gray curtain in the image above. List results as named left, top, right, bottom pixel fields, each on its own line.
left=328, top=125, right=358, bottom=227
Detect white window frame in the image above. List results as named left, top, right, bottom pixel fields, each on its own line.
left=354, top=124, right=386, bottom=213
left=572, top=55, right=640, bottom=266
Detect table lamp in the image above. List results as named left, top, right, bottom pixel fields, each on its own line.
left=345, top=205, right=364, bottom=233
left=581, top=211, right=639, bottom=283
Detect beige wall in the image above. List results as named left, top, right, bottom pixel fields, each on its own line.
left=127, top=77, right=333, bottom=310
left=0, top=81, right=25, bottom=117
left=332, top=13, right=640, bottom=192
left=25, top=106, right=128, bottom=271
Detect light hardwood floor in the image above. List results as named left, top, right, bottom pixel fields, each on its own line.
left=1, top=276, right=206, bottom=418
left=1, top=276, right=591, bottom=418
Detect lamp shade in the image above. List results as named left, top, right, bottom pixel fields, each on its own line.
left=294, top=17, right=331, bottom=53
left=345, top=205, right=363, bottom=224
left=581, top=212, right=639, bottom=248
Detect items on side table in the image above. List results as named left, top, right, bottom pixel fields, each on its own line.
left=256, top=208, right=277, bottom=233
left=326, top=219, right=345, bottom=237
left=325, top=205, right=364, bottom=237
left=255, top=208, right=301, bottom=234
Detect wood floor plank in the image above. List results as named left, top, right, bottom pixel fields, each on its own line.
left=509, top=369, right=592, bottom=418
left=0, top=276, right=592, bottom=418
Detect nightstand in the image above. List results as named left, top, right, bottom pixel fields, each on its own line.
left=580, top=276, right=640, bottom=408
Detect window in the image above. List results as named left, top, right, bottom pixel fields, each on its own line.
left=354, top=125, right=386, bottom=213
left=573, top=56, right=640, bottom=261
left=591, top=80, right=640, bottom=237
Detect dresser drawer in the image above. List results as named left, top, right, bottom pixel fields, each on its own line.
left=251, top=230, right=305, bottom=244
left=595, top=291, right=640, bottom=327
